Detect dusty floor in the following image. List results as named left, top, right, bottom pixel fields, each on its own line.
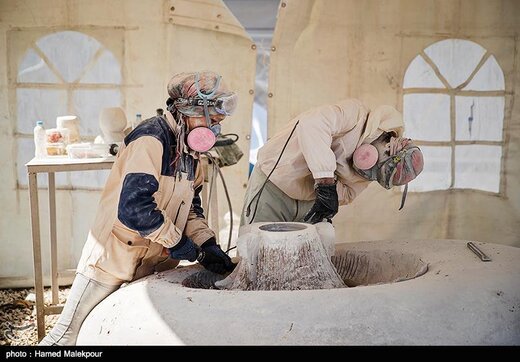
left=0, top=287, right=70, bottom=346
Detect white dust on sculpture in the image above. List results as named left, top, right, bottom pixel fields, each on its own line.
left=216, top=222, right=346, bottom=290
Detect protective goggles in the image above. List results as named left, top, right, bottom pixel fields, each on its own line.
left=173, top=93, right=238, bottom=117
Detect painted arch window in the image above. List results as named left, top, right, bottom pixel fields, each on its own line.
left=403, top=39, right=505, bottom=193
left=15, top=30, right=123, bottom=189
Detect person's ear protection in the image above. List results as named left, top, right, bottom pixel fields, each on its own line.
left=353, top=143, right=378, bottom=170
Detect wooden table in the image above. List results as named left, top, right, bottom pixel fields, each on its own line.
left=26, top=156, right=115, bottom=340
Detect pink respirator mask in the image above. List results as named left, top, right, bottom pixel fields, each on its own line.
left=186, top=124, right=221, bottom=152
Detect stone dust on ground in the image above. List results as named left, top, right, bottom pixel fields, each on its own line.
left=0, top=287, right=70, bottom=346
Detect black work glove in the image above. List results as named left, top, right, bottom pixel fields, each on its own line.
left=197, top=237, right=236, bottom=275
left=168, top=235, right=200, bottom=262
left=303, top=183, right=339, bottom=224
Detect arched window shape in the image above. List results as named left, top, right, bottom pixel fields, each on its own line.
left=403, top=39, right=505, bottom=193
left=16, top=31, right=122, bottom=189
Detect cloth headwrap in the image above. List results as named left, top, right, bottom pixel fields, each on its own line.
left=167, top=71, right=233, bottom=117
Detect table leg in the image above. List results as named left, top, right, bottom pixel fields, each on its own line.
left=28, top=172, right=45, bottom=340
left=48, top=172, right=58, bottom=305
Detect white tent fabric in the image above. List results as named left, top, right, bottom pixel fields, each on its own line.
left=403, top=56, right=445, bottom=89
left=423, top=39, right=486, bottom=89
left=267, top=0, right=520, bottom=246
left=0, top=0, right=256, bottom=287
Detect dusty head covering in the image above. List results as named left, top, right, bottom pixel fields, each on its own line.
left=377, top=137, right=424, bottom=189
left=358, top=105, right=404, bottom=147
left=167, top=71, right=236, bottom=117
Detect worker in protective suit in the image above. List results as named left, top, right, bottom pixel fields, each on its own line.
left=40, top=71, right=237, bottom=346
left=241, top=99, right=424, bottom=225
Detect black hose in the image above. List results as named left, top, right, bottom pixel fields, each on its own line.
left=203, top=152, right=234, bottom=252
left=245, top=121, right=299, bottom=224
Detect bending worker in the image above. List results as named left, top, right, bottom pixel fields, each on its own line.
left=241, top=98, right=424, bottom=225
left=40, top=71, right=237, bottom=346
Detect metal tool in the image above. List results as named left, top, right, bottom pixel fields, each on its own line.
left=467, top=242, right=491, bottom=262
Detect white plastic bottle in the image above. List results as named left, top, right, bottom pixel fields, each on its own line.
left=34, top=120, right=47, bottom=158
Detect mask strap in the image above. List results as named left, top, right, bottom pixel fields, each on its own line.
left=195, top=73, right=221, bottom=98
left=398, top=183, right=408, bottom=211
left=195, top=73, right=222, bottom=127
left=202, top=96, right=211, bottom=127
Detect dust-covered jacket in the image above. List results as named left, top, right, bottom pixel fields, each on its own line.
left=77, top=114, right=214, bottom=285
left=256, top=98, right=405, bottom=204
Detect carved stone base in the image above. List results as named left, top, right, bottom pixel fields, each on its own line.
left=216, top=222, right=345, bottom=290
